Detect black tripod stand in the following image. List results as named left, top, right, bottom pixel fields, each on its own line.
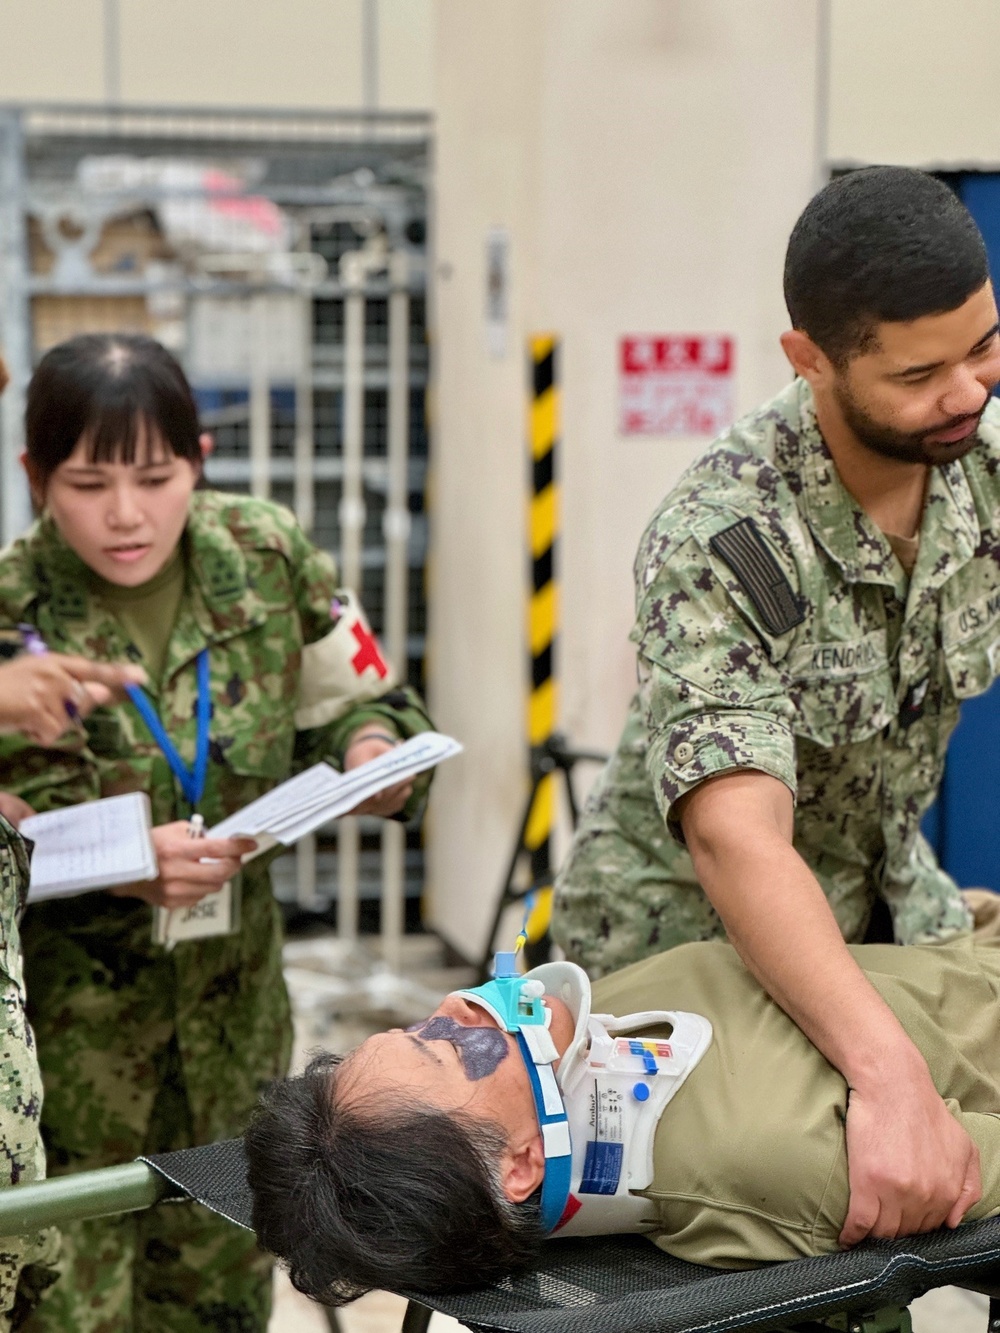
left=476, top=732, right=607, bottom=980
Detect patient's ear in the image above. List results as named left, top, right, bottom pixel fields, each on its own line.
left=502, top=1135, right=546, bottom=1204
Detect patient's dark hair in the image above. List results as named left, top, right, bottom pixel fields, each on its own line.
left=25, top=333, right=203, bottom=486
left=245, top=1052, right=545, bottom=1305
left=784, top=166, right=989, bottom=365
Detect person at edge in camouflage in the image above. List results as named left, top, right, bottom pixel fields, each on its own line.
left=0, top=333, right=436, bottom=1333
left=553, top=167, right=1000, bottom=1254
left=0, top=653, right=148, bottom=1332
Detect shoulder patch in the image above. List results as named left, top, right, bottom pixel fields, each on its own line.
left=709, top=517, right=804, bottom=636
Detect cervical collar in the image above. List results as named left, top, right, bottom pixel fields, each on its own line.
left=457, top=953, right=572, bottom=1231
left=456, top=953, right=713, bottom=1237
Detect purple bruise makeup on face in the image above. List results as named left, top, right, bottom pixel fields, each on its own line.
left=405, top=1016, right=509, bottom=1081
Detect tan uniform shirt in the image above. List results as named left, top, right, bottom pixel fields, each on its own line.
left=592, top=940, right=1000, bottom=1269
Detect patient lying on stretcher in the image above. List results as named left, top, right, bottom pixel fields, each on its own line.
left=245, top=939, right=1000, bottom=1306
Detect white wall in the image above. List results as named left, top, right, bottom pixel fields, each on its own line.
left=426, top=0, right=821, bottom=959
left=828, top=0, right=1000, bottom=167
left=0, top=0, right=433, bottom=110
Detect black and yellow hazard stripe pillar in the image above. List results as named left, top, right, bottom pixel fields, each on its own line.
left=523, top=334, right=560, bottom=946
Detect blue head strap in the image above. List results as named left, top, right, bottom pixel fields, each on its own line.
left=456, top=952, right=572, bottom=1233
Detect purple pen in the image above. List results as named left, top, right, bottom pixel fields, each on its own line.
left=18, top=625, right=47, bottom=657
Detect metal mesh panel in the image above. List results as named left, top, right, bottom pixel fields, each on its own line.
left=365, top=296, right=389, bottom=349
left=314, top=389, right=344, bottom=454
left=314, top=298, right=345, bottom=347
left=364, top=387, right=388, bottom=455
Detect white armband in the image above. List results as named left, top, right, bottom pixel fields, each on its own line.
left=295, top=590, right=399, bottom=730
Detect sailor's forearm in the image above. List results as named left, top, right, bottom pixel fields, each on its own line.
left=680, top=771, right=931, bottom=1093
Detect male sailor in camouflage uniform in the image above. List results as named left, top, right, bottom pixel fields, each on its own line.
left=554, top=168, right=1000, bottom=1250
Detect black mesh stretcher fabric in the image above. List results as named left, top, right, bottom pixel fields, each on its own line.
left=141, top=1140, right=1000, bottom=1333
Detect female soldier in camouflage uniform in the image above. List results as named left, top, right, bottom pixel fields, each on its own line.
left=0, top=333, right=435, bottom=1332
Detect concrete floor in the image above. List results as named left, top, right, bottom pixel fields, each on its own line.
left=270, top=1271, right=466, bottom=1333
left=264, top=933, right=995, bottom=1333
left=911, top=1285, right=989, bottom=1331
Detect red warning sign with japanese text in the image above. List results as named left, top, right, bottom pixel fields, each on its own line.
left=619, top=335, right=735, bottom=437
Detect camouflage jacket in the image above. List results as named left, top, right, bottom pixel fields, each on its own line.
left=0, top=491, right=433, bottom=1157
left=0, top=817, right=28, bottom=997
left=0, top=816, right=55, bottom=1325
left=556, top=378, right=997, bottom=972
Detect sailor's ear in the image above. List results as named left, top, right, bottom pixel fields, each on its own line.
left=501, top=1134, right=546, bottom=1204
left=780, top=328, right=832, bottom=388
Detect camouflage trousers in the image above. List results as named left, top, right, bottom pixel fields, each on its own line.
left=553, top=819, right=991, bottom=976
left=552, top=723, right=976, bottom=975
left=20, top=1204, right=270, bottom=1333
left=0, top=979, right=58, bottom=1332
left=551, top=738, right=726, bottom=978
left=22, top=1040, right=271, bottom=1333
left=552, top=827, right=724, bottom=977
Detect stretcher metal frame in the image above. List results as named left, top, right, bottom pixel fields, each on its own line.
left=3, top=1141, right=1000, bottom=1333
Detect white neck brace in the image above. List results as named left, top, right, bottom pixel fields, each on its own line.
left=526, top=961, right=713, bottom=1237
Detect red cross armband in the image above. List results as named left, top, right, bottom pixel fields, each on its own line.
left=294, top=589, right=398, bottom=730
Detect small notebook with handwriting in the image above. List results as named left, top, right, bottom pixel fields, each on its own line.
left=154, top=731, right=462, bottom=946
left=22, top=792, right=158, bottom=902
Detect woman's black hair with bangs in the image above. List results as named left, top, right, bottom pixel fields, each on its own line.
left=25, top=333, right=203, bottom=485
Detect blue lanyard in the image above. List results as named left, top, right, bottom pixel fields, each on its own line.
left=125, top=649, right=211, bottom=808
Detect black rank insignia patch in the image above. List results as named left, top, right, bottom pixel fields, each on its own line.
left=709, top=517, right=805, bottom=637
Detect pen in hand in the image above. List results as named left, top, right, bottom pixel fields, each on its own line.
left=18, top=624, right=86, bottom=730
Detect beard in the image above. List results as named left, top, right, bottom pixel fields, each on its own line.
left=832, top=379, right=986, bottom=467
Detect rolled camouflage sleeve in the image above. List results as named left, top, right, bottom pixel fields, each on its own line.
left=633, top=528, right=798, bottom=837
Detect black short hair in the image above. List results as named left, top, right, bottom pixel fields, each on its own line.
left=784, top=167, right=990, bottom=364
left=244, top=1052, right=545, bottom=1306
left=25, top=333, right=202, bottom=485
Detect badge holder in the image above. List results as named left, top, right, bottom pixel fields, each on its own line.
left=152, top=875, right=243, bottom=948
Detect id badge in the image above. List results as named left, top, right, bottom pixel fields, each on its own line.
left=152, top=876, right=243, bottom=948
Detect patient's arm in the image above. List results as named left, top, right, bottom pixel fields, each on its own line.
left=679, top=769, right=981, bottom=1247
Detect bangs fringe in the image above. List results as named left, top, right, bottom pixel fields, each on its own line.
left=83, top=404, right=163, bottom=466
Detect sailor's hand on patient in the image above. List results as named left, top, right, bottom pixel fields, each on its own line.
left=342, top=727, right=413, bottom=817
left=840, top=1068, right=982, bottom=1246
left=107, top=822, right=257, bottom=909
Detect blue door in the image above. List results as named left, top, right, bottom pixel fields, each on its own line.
left=922, top=174, right=1000, bottom=889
